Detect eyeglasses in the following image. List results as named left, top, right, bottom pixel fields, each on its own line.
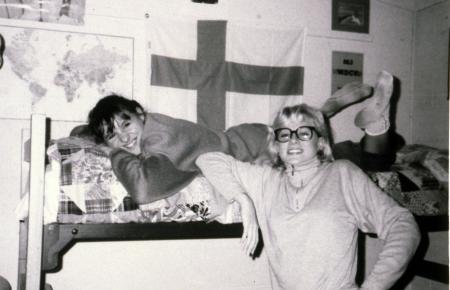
left=274, top=126, right=318, bottom=143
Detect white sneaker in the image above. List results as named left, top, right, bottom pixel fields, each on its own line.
left=354, top=71, right=394, bottom=128
left=321, top=81, right=372, bottom=117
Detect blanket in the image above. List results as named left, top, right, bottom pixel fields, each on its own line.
left=43, top=137, right=235, bottom=224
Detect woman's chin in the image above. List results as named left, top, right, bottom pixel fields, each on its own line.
left=285, top=159, right=307, bottom=167
left=284, top=156, right=318, bottom=167
left=122, top=146, right=140, bottom=155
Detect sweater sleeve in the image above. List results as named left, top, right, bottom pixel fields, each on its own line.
left=110, top=149, right=197, bottom=204
left=142, top=114, right=270, bottom=172
left=340, top=161, right=421, bottom=290
left=196, top=152, right=264, bottom=202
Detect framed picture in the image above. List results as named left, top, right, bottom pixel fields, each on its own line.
left=332, top=0, right=370, bottom=34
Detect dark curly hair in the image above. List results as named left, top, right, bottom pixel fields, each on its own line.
left=88, top=94, right=145, bottom=143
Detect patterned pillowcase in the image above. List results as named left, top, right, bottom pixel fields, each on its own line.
left=47, top=137, right=133, bottom=215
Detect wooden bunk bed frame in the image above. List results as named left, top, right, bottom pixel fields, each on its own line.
left=19, top=114, right=448, bottom=289
left=18, top=115, right=244, bottom=289
left=19, top=221, right=244, bottom=289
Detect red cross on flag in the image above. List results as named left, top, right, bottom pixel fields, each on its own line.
left=148, top=17, right=306, bottom=130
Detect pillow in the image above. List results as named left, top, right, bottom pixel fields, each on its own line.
left=47, top=137, right=130, bottom=214
left=396, top=144, right=448, bottom=189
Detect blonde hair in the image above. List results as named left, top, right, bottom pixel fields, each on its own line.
left=266, top=104, right=334, bottom=169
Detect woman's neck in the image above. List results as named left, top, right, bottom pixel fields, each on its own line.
left=286, top=157, right=321, bottom=176
left=285, top=157, right=322, bottom=189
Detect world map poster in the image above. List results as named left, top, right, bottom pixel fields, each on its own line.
left=0, top=26, right=133, bottom=121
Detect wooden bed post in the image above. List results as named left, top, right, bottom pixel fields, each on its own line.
left=25, top=114, right=46, bottom=290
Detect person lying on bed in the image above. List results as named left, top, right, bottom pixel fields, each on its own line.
left=195, top=103, right=420, bottom=290
left=77, top=71, right=395, bottom=206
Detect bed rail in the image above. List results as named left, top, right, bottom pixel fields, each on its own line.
left=42, top=222, right=244, bottom=272
left=25, top=114, right=47, bottom=289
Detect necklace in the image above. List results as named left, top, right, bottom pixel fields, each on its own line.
left=285, top=177, right=305, bottom=210
left=294, top=182, right=303, bottom=210
left=286, top=158, right=321, bottom=176
left=285, top=159, right=322, bottom=210
left=287, top=165, right=319, bottom=189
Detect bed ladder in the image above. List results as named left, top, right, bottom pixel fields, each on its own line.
left=20, top=114, right=47, bottom=290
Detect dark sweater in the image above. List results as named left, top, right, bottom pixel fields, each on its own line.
left=110, top=113, right=270, bottom=203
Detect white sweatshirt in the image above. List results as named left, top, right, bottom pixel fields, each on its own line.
left=196, top=153, right=420, bottom=290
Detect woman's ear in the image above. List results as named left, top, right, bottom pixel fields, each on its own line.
left=317, top=137, right=326, bottom=152
left=136, top=107, right=144, bottom=115
left=268, top=127, right=280, bottom=153
left=136, top=107, right=145, bottom=121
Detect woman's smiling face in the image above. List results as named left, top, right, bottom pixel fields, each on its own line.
left=275, top=115, right=321, bottom=167
left=103, top=112, right=145, bottom=155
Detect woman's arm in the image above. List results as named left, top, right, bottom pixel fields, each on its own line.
left=110, top=149, right=197, bottom=204
left=234, top=194, right=260, bottom=257
left=196, top=152, right=262, bottom=256
left=196, top=152, right=251, bottom=201
left=343, top=161, right=421, bottom=289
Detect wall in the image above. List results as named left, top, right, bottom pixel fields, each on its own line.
left=143, top=0, right=418, bottom=144
left=409, top=1, right=449, bottom=289
left=0, top=0, right=447, bottom=289
left=412, top=0, right=449, bottom=149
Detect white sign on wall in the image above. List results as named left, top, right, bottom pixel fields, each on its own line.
left=331, top=51, right=363, bottom=94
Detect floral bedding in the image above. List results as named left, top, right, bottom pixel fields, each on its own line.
left=45, top=137, right=235, bottom=224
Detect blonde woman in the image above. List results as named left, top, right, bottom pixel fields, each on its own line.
left=196, top=104, right=420, bottom=290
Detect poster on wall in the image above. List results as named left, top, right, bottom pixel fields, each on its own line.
left=0, top=0, right=86, bottom=25
left=0, top=26, right=133, bottom=121
left=331, top=51, right=363, bottom=94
